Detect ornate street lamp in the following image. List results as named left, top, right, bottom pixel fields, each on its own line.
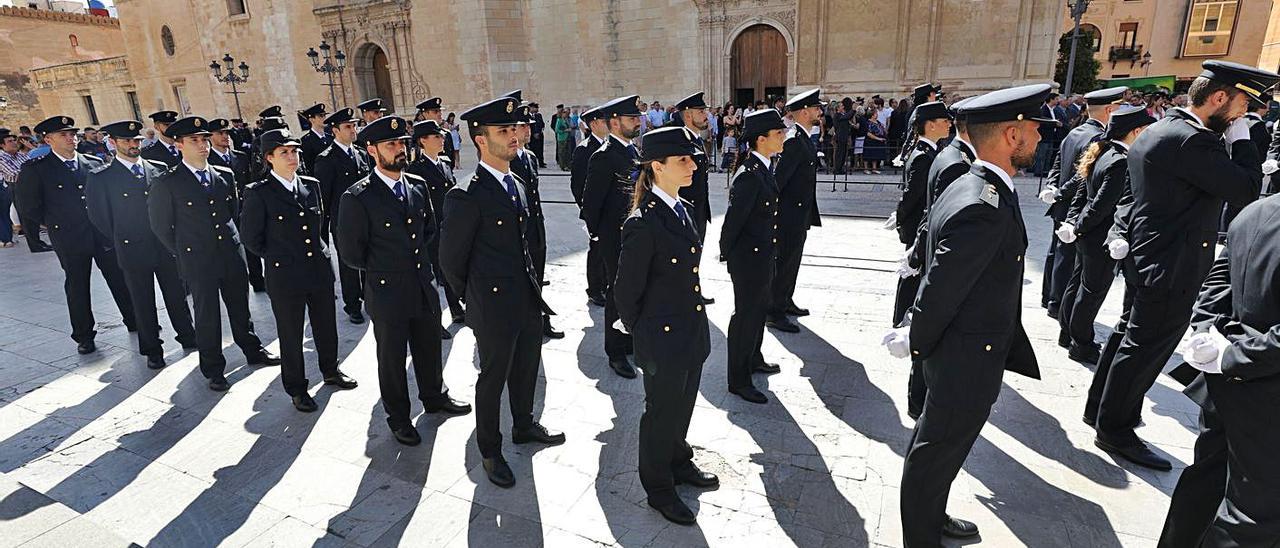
left=307, top=40, right=346, bottom=110
left=209, top=53, right=249, bottom=120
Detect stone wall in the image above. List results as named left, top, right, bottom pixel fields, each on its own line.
left=30, top=56, right=138, bottom=126
left=0, top=6, right=123, bottom=128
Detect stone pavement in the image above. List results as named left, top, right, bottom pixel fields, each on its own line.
left=0, top=161, right=1199, bottom=547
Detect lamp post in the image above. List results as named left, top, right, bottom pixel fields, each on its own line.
left=209, top=54, right=249, bottom=120
left=1064, top=0, right=1090, bottom=96
left=306, top=40, right=346, bottom=110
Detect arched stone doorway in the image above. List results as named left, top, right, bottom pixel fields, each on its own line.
left=353, top=43, right=395, bottom=112
left=730, top=24, right=788, bottom=108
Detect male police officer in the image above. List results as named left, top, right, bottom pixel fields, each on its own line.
left=141, top=110, right=181, bottom=168
left=571, top=105, right=609, bottom=307
left=208, top=118, right=262, bottom=292
left=148, top=116, right=280, bottom=391
left=673, top=92, right=713, bottom=238
left=85, top=120, right=197, bottom=369
left=357, top=98, right=387, bottom=125
left=18, top=116, right=135, bottom=354
left=441, top=97, right=564, bottom=487
left=404, top=119, right=464, bottom=329
left=767, top=88, right=825, bottom=334
left=509, top=99, right=564, bottom=340
left=313, top=107, right=370, bottom=323
left=299, top=103, right=330, bottom=172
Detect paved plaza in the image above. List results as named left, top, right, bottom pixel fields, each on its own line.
left=0, top=162, right=1199, bottom=547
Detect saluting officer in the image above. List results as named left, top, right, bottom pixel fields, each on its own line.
left=208, top=117, right=262, bottom=292
left=336, top=116, right=471, bottom=445
left=889, top=84, right=1048, bottom=546
left=240, top=128, right=357, bottom=412
left=17, top=116, right=136, bottom=354
left=298, top=103, right=330, bottom=173
left=767, top=88, right=825, bottom=334
left=720, top=109, right=787, bottom=405
left=440, top=97, right=564, bottom=488
left=312, top=107, right=370, bottom=324
left=509, top=97, right=564, bottom=340
left=357, top=98, right=387, bottom=125
left=1219, top=96, right=1271, bottom=232
left=1093, top=62, right=1277, bottom=472
left=581, top=95, right=644, bottom=378
left=571, top=105, right=609, bottom=307
left=85, top=120, right=197, bottom=369
left=614, top=126, right=720, bottom=526
left=148, top=116, right=280, bottom=391
left=141, top=111, right=182, bottom=168
left=414, top=97, right=457, bottom=165
left=404, top=119, right=464, bottom=329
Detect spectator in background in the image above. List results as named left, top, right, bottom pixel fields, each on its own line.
left=1033, top=93, right=1062, bottom=176
left=647, top=100, right=667, bottom=129
left=707, top=107, right=720, bottom=169
left=0, top=129, right=42, bottom=251
left=720, top=127, right=738, bottom=172
left=888, top=98, right=909, bottom=155
left=773, top=97, right=785, bottom=113
left=568, top=107, right=581, bottom=144
left=832, top=98, right=853, bottom=174
left=638, top=101, right=652, bottom=134
left=141, top=128, right=158, bottom=149
left=76, top=127, right=110, bottom=161
left=445, top=112, right=461, bottom=166
left=554, top=106, right=574, bottom=171
left=863, top=106, right=887, bottom=174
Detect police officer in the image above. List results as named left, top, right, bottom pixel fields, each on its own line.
left=85, top=120, right=197, bottom=369
left=1093, top=62, right=1277, bottom=471
left=886, top=84, right=1048, bottom=546
left=241, top=128, right=357, bottom=412
left=673, top=92, right=713, bottom=237
left=414, top=97, right=457, bottom=164
left=581, top=95, right=643, bottom=378
left=440, top=97, right=564, bottom=487
left=148, top=116, right=280, bottom=391
left=298, top=103, right=330, bottom=172
left=404, top=119, right=464, bottom=330
left=208, top=118, right=262, bottom=292
left=1218, top=95, right=1271, bottom=232
left=249, top=106, right=284, bottom=177
left=767, top=88, right=825, bottom=334
left=614, top=126, right=719, bottom=526
left=721, top=109, right=787, bottom=404
left=357, top=98, right=387, bottom=125
left=571, top=105, right=609, bottom=307
left=509, top=99, right=564, bottom=340
left=312, top=107, right=370, bottom=324
left=18, top=115, right=136, bottom=354
left=141, top=111, right=181, bottom=168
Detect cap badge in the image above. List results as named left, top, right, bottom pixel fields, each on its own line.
left=1017, top=114, right=1024, bottom=121
left=61, top=117, right=69, bottom=125
left=130, top=123, right=137, bottom=130
left=506, top=101, right=514, bottom=113
left=194, top=118, right=202, bottom=127
left=390, top=119, right=399, bottom=130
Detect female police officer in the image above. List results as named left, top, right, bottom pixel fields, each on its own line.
left=613, top=126, right=719, bottom=525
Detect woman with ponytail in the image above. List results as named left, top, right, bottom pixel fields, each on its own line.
left=613, top=126, right=718, bottom=526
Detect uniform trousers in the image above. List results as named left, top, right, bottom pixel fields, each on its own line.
left=1158, top=400, right=1226, bottom=548
left=769, top=227, right=807, bottom=318
left=1084, top=278, right=1135, bottom=422
left=120, top=256, right=195, bottom=356
left=1198, top=377, right=1280, bottom=546
left=726, top=260, right=772, bottom=390
left=639, top=358, right=702, bottom=506
left=599, top=225, right=632, bottom=358
left=57, top=247, right=135, bottom=344
left=1043, top=237, right=1076, bottom=312
left=585, top=237, right=606, bottom=299
left=371, top=285, right=446, bottom=429
left=188, top=247, right=266, bottom=378
left=268, top=283, right=339, bottom=397
left=1067, top=243, right=1117, bottom=347
left=244, top=249, right=265, bottom=291
left=474, top=303, right=543, bottom=458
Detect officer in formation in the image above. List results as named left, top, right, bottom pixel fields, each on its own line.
left=766, top=88, right=825, bottom=334
left=1219, top=95, right=1271, bottom=232
left=720, top=109, right=787, bottom=404
left=208, top=118, right=262, bottom=292
left=298, top=103, right=331, bottom=171
left=413, top=97, right=457, bottom=165
left=17, top=116, right=136, bottom=355
left=507, top=94, right=564, bottom=340
left=240, top=128, right=357, bottom=412
left=672, top=92, right=713, bottom=240
left=885, top=83, right=1048, bottom=546
left=312, top=107, right=370, bottom=324
left=148, top=116, right=280, bottom=391
left=441, top=96, right=564, bottom=487
left=404, top=119, right=464, bottom=331
left=1091, top=62, right=1276, bottom=472
left=249, top=106, right=286, bottom=177
left=84, top=120, right=197, bottom=369
left=141, top=110, right=181, bottom=168
left=570, top=105, right=609, bottom=307
left=357, top=98, right=387, bottom=125
left=613, top=126, right=719, bottom=526
left=581, top=95, right=644, bottom=378
left=336, top=116, right=472, bottom=445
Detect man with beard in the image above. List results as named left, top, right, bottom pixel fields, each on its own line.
left=85, top=120, right=197, bottom=369
left=207, top=118, right=261, bottom=292
left=509, top=98, right=564, bottom=339
left=313, top=107, right=370, bottom=323
left=571, top=105, right=609, bottom=307
left=140, top=111, right=181, bottom=168
left=336, top=116, right=472, bottom=444
left=404, top=119, right=464, bottom=331
left=767, top=88, right=825, bottom=335
left=885, top=84, right=1046, bottom=546
left=1091, top=61, right=1276, bottom=471
left=441, top=97, right=564, bottom=487
left=581, top=95, right=644, bottom=378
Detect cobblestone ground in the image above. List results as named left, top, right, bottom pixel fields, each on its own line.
left=0, top=158, right=1198, bottom=547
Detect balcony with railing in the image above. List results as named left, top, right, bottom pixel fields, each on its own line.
left=1109, top=44, right=1145, bottom=67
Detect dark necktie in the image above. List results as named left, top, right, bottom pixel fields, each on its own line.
left=220, top=152, right=231, bottom=165
left=393, top=180, right=406, bottom=203
left=674, top=201, right=693, bottom=230
left=626, top=144, right=639, bottom=160
left=63, top=160, right=76, bottom=171
left=503, top=174, right=525, bottom=211
left=196, top=170, right=211, bottom=193
left=131, top=164, right=144, bottom=178
left=168, top=145, right=177, bottom=157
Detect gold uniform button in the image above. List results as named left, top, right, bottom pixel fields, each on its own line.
left=693, top=266, right=699, bottom=273
left=414, top=249, right=419, bottom=254
left=78, top=185, right=83, bottom=189
left=492, top=286, right=499, bottom=293
left=912, top=350, right=919, bottom=355
left=298, top=211, right=304, bottom=217
left=307, top=252, right=313, bottom=257
left=212, top=212, right=217, bottom=217
left=385, top=222, right=391, bottom=227
left=689, top=246, right=696, bottom=253
left=416, top=263, right=421, bottom=269
left=1016, top=255, right=1022, bottom=262
left=187, top=201, right=193, bottom=206
left=217, top=235, right=223, bottom=240
left=301, top=225, right=307, bottom=230
left=663, top=325, right=671, bottom=332
left=209, top=199, right=215, bottom=204
left=185, top=247, right=192, bottom=252
left=797, top=202, right=802, bottom=206
left=122, top=239, right=129, bottom=244
left=497, top=220, right=503, bottom=226
left=772, top=238, right=778, bottom=243
left=411, top=234, right=416, bottom=239
left=305, top=239, right=312, bottom=244
left=694, top=285, right=700, bottom=292
left=753, top=247, right=759, bottom=252
left=1202, top=242, right=1209, bottom=248
left=407, top=218, right=413, bottom=224
left=274, top=262, right=281, bottom=267
left=58, top=185, right=63, bottom=189
left=984, top=344, right=992, bottom=351
left=696, top=305, right=703, bottom=311
left=279, top=216, right=285, bottom=221
left=123, top=193, right=128, bottom=197
left=380, top=279, right=386, bottom=285
left=671, top=258, right=678, bottom=264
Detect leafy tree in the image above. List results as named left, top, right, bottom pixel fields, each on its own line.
left=1055, top=30, right=1101, bottom=94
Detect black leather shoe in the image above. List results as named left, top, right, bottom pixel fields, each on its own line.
left=146, top=355, right=166, bottom=370
left=440, top=327, right=452, bottom=340
left=483, top=457, right=515, bottom=488
left=674, top=469, right=719, bottom=488
left=423, top=396, right=472, bottom=415
left=248, top=352, right=281, bottom=366
left=76, top=341, right=96, bottom=355
left=754, top=362, right=781, bottom=374
left=1068, top=343, right=1101, bottom=364
left=208, top=377, right=230, bottom=392
left=785, top=304, right=810, bottom=316
left=452, top=313, right=466, bottom=325
left=392, top=424, right=421, bottom=446
left=323, top=371, right=358, bottom=390
left=609, top=357, right=637, bottom=379
left=1057, top=330, right=1072, bottom=349
left=1047, top=306, right=1060, bottom=320
left=512, top=423, right=566, bottom=446
left=1094, top=437, right=1172, bottom=471
left=766, top=317, right=801, bottom=333
left=543, top=322, right=564, bottom=339
left=292, top=394, right=318, bottom=412
left=729, top=386, right=768, bottom=404
left=251, top=284, right=266, bottom=293
left=907, top=409, right=921, bottom=421
left=648, top=498, right=696, bottom=525
left=941, top=515, right=979, bottom=539
left=348, top=311, right=365, bottom=324
left=588, top=295, right=607, bottom=307
left=1082, top=414, right=1096, bottom=427
left=701, top=296, right=716, bottom=305
left=31, top=244, right=53, bottom=253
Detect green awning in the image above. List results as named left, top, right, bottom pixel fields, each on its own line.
left=1102, top=75, right=1177, bottom=94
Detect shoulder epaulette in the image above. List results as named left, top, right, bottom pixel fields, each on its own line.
left=89, top=162, right=112, bottom=175
left=316, top=147, right=334, bottom=158
left=979, top=183, right=999, bottom=208
left=142, top=159, right=168, bottom=169
left=403, top=171, right=426, bottom=183
left=209, top=164, right=233, bottom=174
left=298, top=175, right=319, bottom=184
left=347, top=177, right=370, bottom=196
left=245, top=180, right=265, bottom=190
left=438, top=155, right=452, bottom=166
left=453, top=174, right=477, bottom=192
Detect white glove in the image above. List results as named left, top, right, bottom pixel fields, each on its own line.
left=883, top=211, right=898, bottom=231
left=895, top=250, right=920, bottom=279
left=1108, top=239, right=1129, bottom=260
left=611, top=319, right=630, bottom=335
left=1263, top=159, right=1279, bottom=175
left=1224, top=117, right=1251, bottom=143
left=1038, top=185, right=1059, bottom=204
left=881, top=327, right=911, bottom=359
left=1178, top=330, right=1229, bottom=374
left=1055, top=222, right=1077, bottom=244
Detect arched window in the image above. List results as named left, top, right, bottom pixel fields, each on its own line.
left=1079, top=24, right=1102, bottom=52
left=68, top=34, right=79, bottom=47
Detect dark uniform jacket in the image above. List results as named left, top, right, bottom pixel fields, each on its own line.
left=677, top=133, right=712, bottom=229
left=905, top=138, right=976, bottom=268
left=16, top=151, right=110, bottom=258
left=439, top=168, right=554, bottom=334
left=512, top=150, right=546, bottom=229
left=300, top=130, right=331, bottom=174
left=1127, top=108, right=1261, bottom=291
left=404, top=155, right=454, bottom=225
left=207, top=147, right=251, bottom=202
left=896, top=139, right=938, bottom=245
left=1071, top=144, right=1130, bottom=248
left=85, top=158, right=174, bottom=269
left=775, top=124, right=822, bottom=231
left=140, top=140, right=181, bottom=168
left=614, top=190, right=711, bottom=372
left=334, top=171, right=437, bottom=323
left=147, top=163, right=242, bottom=282
left=239, top=174, right=333, bottom=296
left=312, top=142, right=370, bottom=230
left=719, top=152, right=779, bottom=277
left=581, top=135, right=636, bottom=236
left=1046, top=118, right=1105, bottom=222
left=570, top=134, right=603, bottom=205
left=910, top=164, right=1040, bottom=383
